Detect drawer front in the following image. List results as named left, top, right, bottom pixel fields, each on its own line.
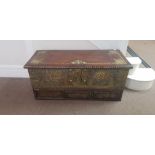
left=35, top=89, right=91, bottom=99
left=29, top=68, right=128, bottom=90
left=34, top=89, right=122, bottom=100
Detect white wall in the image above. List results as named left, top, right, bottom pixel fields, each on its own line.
left=90, top=40, right=128, bottom=55
left=0, top=40, right=128, bottom=77
left=0, top=40, right=28, bottom=65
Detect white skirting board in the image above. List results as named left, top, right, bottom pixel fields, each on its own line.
left=0, top=65, right=29, bottom=78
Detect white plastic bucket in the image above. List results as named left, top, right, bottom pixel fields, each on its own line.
left=125, top=68, right=155, bottom=91
left=126, top=57, right=142, bottom=75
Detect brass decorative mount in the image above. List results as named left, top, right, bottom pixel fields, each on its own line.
left=71, top=59, right=87, bottom=64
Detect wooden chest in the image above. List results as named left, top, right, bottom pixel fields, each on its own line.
left=24, top=50, right=132, bottom=101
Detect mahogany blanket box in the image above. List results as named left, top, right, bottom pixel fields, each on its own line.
left=24, top=50, right=132, bottom=101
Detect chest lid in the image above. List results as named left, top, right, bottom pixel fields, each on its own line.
left=24, top=50, right=132, bottom=69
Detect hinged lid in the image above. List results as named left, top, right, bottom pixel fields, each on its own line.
left=24, top=50, right=132, bottom=69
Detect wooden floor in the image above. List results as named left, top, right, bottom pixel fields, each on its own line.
left=0, top=41, right=155, bottom=114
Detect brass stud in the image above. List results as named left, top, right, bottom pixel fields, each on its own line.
left=83, top=79, right=87, bottom=83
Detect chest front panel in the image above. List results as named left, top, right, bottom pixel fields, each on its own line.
left=29, top=68, right=128, bottom=90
